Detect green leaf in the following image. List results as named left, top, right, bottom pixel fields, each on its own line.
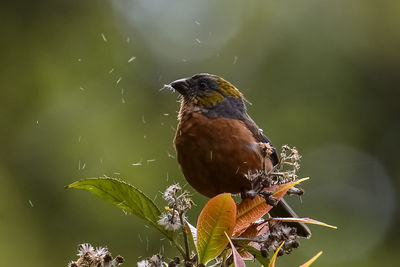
left=242, top=245, right=270, bottom=266
left=197, top=193, right=237, bottom=265
left=66, top=178, right=174, bottom=240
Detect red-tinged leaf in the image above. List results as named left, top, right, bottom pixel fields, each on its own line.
left=272, top=177, right=309, bottom=197
left=268, top=241, right=285, bottom=267
left=197, top=193, right=237, bottom=265
left=233, top=178, right=309, bottom=236
left=240, top=220, right=269, bottom=238
left=299, top=251, right=323, bottom=267
left=270, top=217, right=337, bottom=229
left=233, top=195, right=271, bottom=237
left=238, top=248, right=254, bottom=261
left=225, top=232, right=246, bottom=267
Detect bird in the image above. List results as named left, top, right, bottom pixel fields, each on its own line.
left=169, top=73, right=311, bottom=238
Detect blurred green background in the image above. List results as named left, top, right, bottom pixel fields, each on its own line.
left=1, top=0, right=399, bottom=266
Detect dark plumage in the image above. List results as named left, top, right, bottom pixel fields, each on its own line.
left=170, top=73, right=311, bottom=238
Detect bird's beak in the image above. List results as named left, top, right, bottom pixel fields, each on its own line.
left=170, top=77, right=191, bottom=96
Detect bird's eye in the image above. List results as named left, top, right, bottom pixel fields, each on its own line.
left=199, top=82, right=207, bottom=89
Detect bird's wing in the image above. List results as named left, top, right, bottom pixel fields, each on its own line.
left=269, top=199, right=312, bottom=238
left=242, top=115, right=279, bottom=165
left=242, top=115, right=312, bottom=238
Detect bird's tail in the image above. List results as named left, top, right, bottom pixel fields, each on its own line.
left=269, top=198, right=312, bottom=238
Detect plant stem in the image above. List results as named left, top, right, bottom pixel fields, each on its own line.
left=179, top=213, right=190, bottom=261
left=155, top=225, right=186, bottom=259
left=172, top=238, right=187, bottom=259
left=231, top=237, right=259, bottom=243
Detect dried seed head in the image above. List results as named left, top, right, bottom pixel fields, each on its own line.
left=115, top=256, right=124, bottom=264
left=70, top=243, right=123, bottom=267
left=103, top=253, right=112, bottom=263
left=158, top=212, right=183, bottom=230
left=137, top=259, right=151, bottom=267
left=244, top=145, right=305, bottom=201
left=168, top=257, right=180, bottom=267
left=260, top=246, right=268, bottom=258
left=150, top=254, right=163, bottom=266
left=138, top=254, right=164, bottom=267
left=78, top=243, right=94, bottom=257
left=259, top=223, right=300, bottom=257
left=162, top=183, right=193, bottom=213
left=177, top=196, right=194, bottom=212
left=94, top=246, right=108, bottom=259
left=163, top=184, right=182, bottom=203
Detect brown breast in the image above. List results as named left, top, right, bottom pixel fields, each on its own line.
left=174, top=112, right=271, bottom=197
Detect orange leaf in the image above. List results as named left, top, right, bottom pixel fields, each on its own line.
left=240, top=220, right=269, bottom=238
left=272, top=177, right=309, bottom=197
left=233, top=178, right=309, bottom=236
left=268, top=241, right=285, bottom=267
left=237, top=221, right=269, bottom=257
left=299, top=251, right=323, bottom=267
left=270, top=217, right=337, bottom=229
left=197, top=193, right=237, bottom=264
left=225, top=232, right=246, bottom=267
left=238, top=248, right=255, bottom=261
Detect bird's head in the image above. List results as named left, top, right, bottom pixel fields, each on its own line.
left=169, top=73, right=244, bottom=108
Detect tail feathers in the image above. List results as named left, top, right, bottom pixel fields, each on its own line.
left=269, top=198, right=312, bottom=238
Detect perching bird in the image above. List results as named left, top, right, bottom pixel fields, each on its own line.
left=170, top=73, right=311, bottom=238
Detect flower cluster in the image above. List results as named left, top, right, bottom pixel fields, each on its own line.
left=158, top=184, right=193, bottom=231
left=244, top=145, right=304, bottom=200
left=158, top=212, right=182, bottom=231
left=274, top=145, right=302, bottom=182
left=236, top=145, right=304, bottom=258
left=68, top=243, right=124, bottom=267
left=163, top=184, right=193, bottom=213
left=137, top=254, right=165, bottom=267
left=259, top=222, right=299, bottom=257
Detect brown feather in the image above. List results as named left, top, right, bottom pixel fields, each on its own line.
left=174, top=112, right=271, bottom=197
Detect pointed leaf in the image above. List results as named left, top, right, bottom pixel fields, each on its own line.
left=225, top=232, right=246, bottom=267
left=66, top=178, right=174, bottom=240
left=184, top=221, right=197, bottom=247
left=299, top=251, right=323, bottom=267
left=234, top=178, right=309, bottom=236
left=268, top=241, right=285, bottom=267
left=270, top=218, right=337, bottom=229
left=272, top=178, right=309, bottom=196
left=197, top=193, right=237, bottom=264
